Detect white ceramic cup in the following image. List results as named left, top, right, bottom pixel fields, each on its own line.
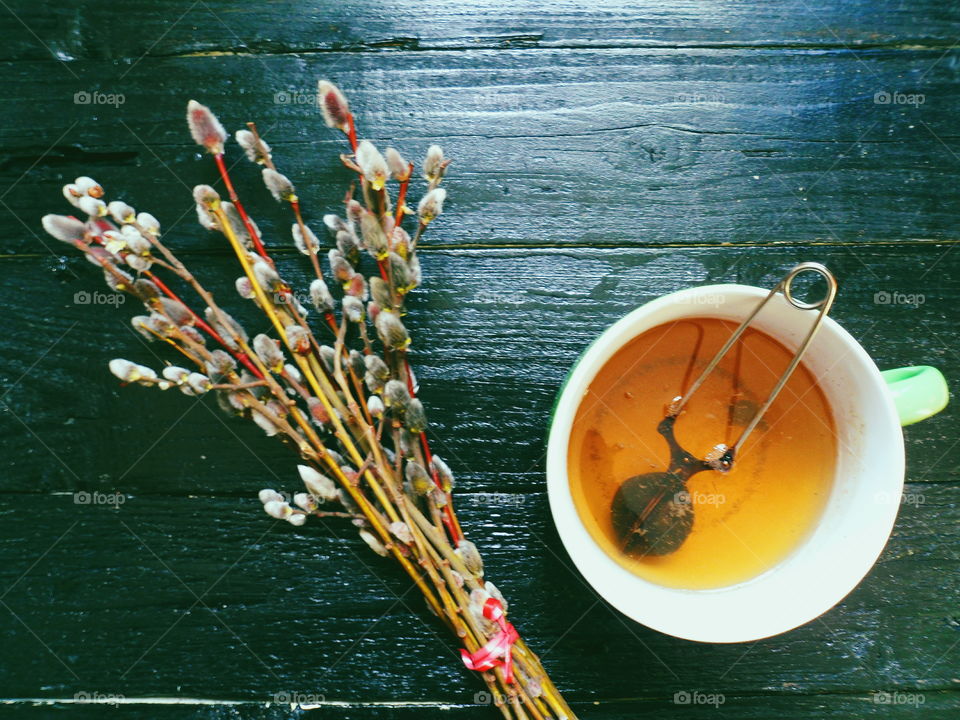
left=546, top=282, right=943, bottom=643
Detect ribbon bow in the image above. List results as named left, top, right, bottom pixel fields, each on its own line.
left=460, top=598, right=519, bottom=683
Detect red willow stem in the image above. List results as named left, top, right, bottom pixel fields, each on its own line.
left=401, top=352, right=462, bottom=543
left=346, top=114, right=358, bottom=153
left=145, top=272, right=265, bottom=380
left=86, top=218, right=265, bottom=379
left=423, top=431, right=462, bottom=543
left=338, top=113, right=461, bottom=543
left=212, top=153, right=272, bottom=263
left=289, top=198, right=339, bottom=334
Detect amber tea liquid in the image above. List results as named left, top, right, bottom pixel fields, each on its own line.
left=568, top=317, right=837, bottom=590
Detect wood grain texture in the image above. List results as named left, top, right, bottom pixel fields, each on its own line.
left=2, top=48, right=960, bottom=254
left=0, top=0, right=958, bottom=716
left=0, top=246, right=957, bottom=717
left=2, top=0, right=960, bottom=61
left=5, top=691, right=960, bottom=720
left=1, top=246, right=956, bottom=497
left=0, top=485, right=958, bottom=709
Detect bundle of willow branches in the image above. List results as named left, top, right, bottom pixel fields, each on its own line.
left=41, top=81, right=575, bottom=719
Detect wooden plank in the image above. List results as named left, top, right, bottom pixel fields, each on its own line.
left=3, top=0, right=960, bottom=62
left=1, top=7, right=958, bottom=713
left=0, top=483, right=956, bottom=707
left=2, top=691, right=960, bottom=719
left=2, top=49, right=958, bottom=254
left=1, top=244, right=955, bottom=498
left=0, top=242, right=955, bottom=709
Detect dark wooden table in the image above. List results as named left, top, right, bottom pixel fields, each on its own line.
left=1, top=2, right=957, bottom=717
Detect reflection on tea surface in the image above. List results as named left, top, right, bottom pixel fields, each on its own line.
left=568, top=318, right=837, bottom=590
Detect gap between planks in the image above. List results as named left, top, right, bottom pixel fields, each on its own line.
left=0, top=697, right=464, bottom=709
left=6, top=39, right=960, bottom=63
left=1, top=237, right=957, bottom=263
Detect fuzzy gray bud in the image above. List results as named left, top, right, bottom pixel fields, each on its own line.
left=456, top=539, right=484, bottom=578
left=292, top=223, right=319, bottom=256
left=375, top=311, right=410, bottom=350
left=253, top=333, right=284, bottom=371
left=41, top=214, right=86, bottom=243
left=404, top=399, right=428, bottom=433
left=262, top=168, right=296, bottom=203
left=187, top=100, right=227, bottom=154
left=383, top=379, right=411, bottom=409
left=309, top=278, right=334, bottom=313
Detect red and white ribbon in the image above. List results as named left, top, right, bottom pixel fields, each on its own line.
left=460, top=598, right=519, bottom=684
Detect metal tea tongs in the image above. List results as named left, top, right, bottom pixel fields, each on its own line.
left=611, top=262, right=838, bottom=557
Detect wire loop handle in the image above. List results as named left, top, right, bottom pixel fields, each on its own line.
left=668, top=262, right=838, bottom=464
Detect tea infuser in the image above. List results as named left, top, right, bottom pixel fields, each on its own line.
left=611, top=262, right=838, bottom=557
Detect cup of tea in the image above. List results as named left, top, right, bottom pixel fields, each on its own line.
left=546, top=278, right=948, bottom=643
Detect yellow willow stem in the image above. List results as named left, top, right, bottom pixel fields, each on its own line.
left=212, top=202, right=405, bottom=532
left=409, top=513, right=561, bottom=718
left=291, top=343, right=404, bottom=532
left=205, top=205, right=564, bottom=716
left=294, top=352, right=403, bottom=525
left=211, top=204, right=288, bottom=339
left=135, top=321, right=204, bottom=367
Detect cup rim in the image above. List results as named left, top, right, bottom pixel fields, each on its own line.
left=546, top=283, right=905, bottom=642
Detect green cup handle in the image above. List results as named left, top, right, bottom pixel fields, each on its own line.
left=881, top=366, right=949, bottom=426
